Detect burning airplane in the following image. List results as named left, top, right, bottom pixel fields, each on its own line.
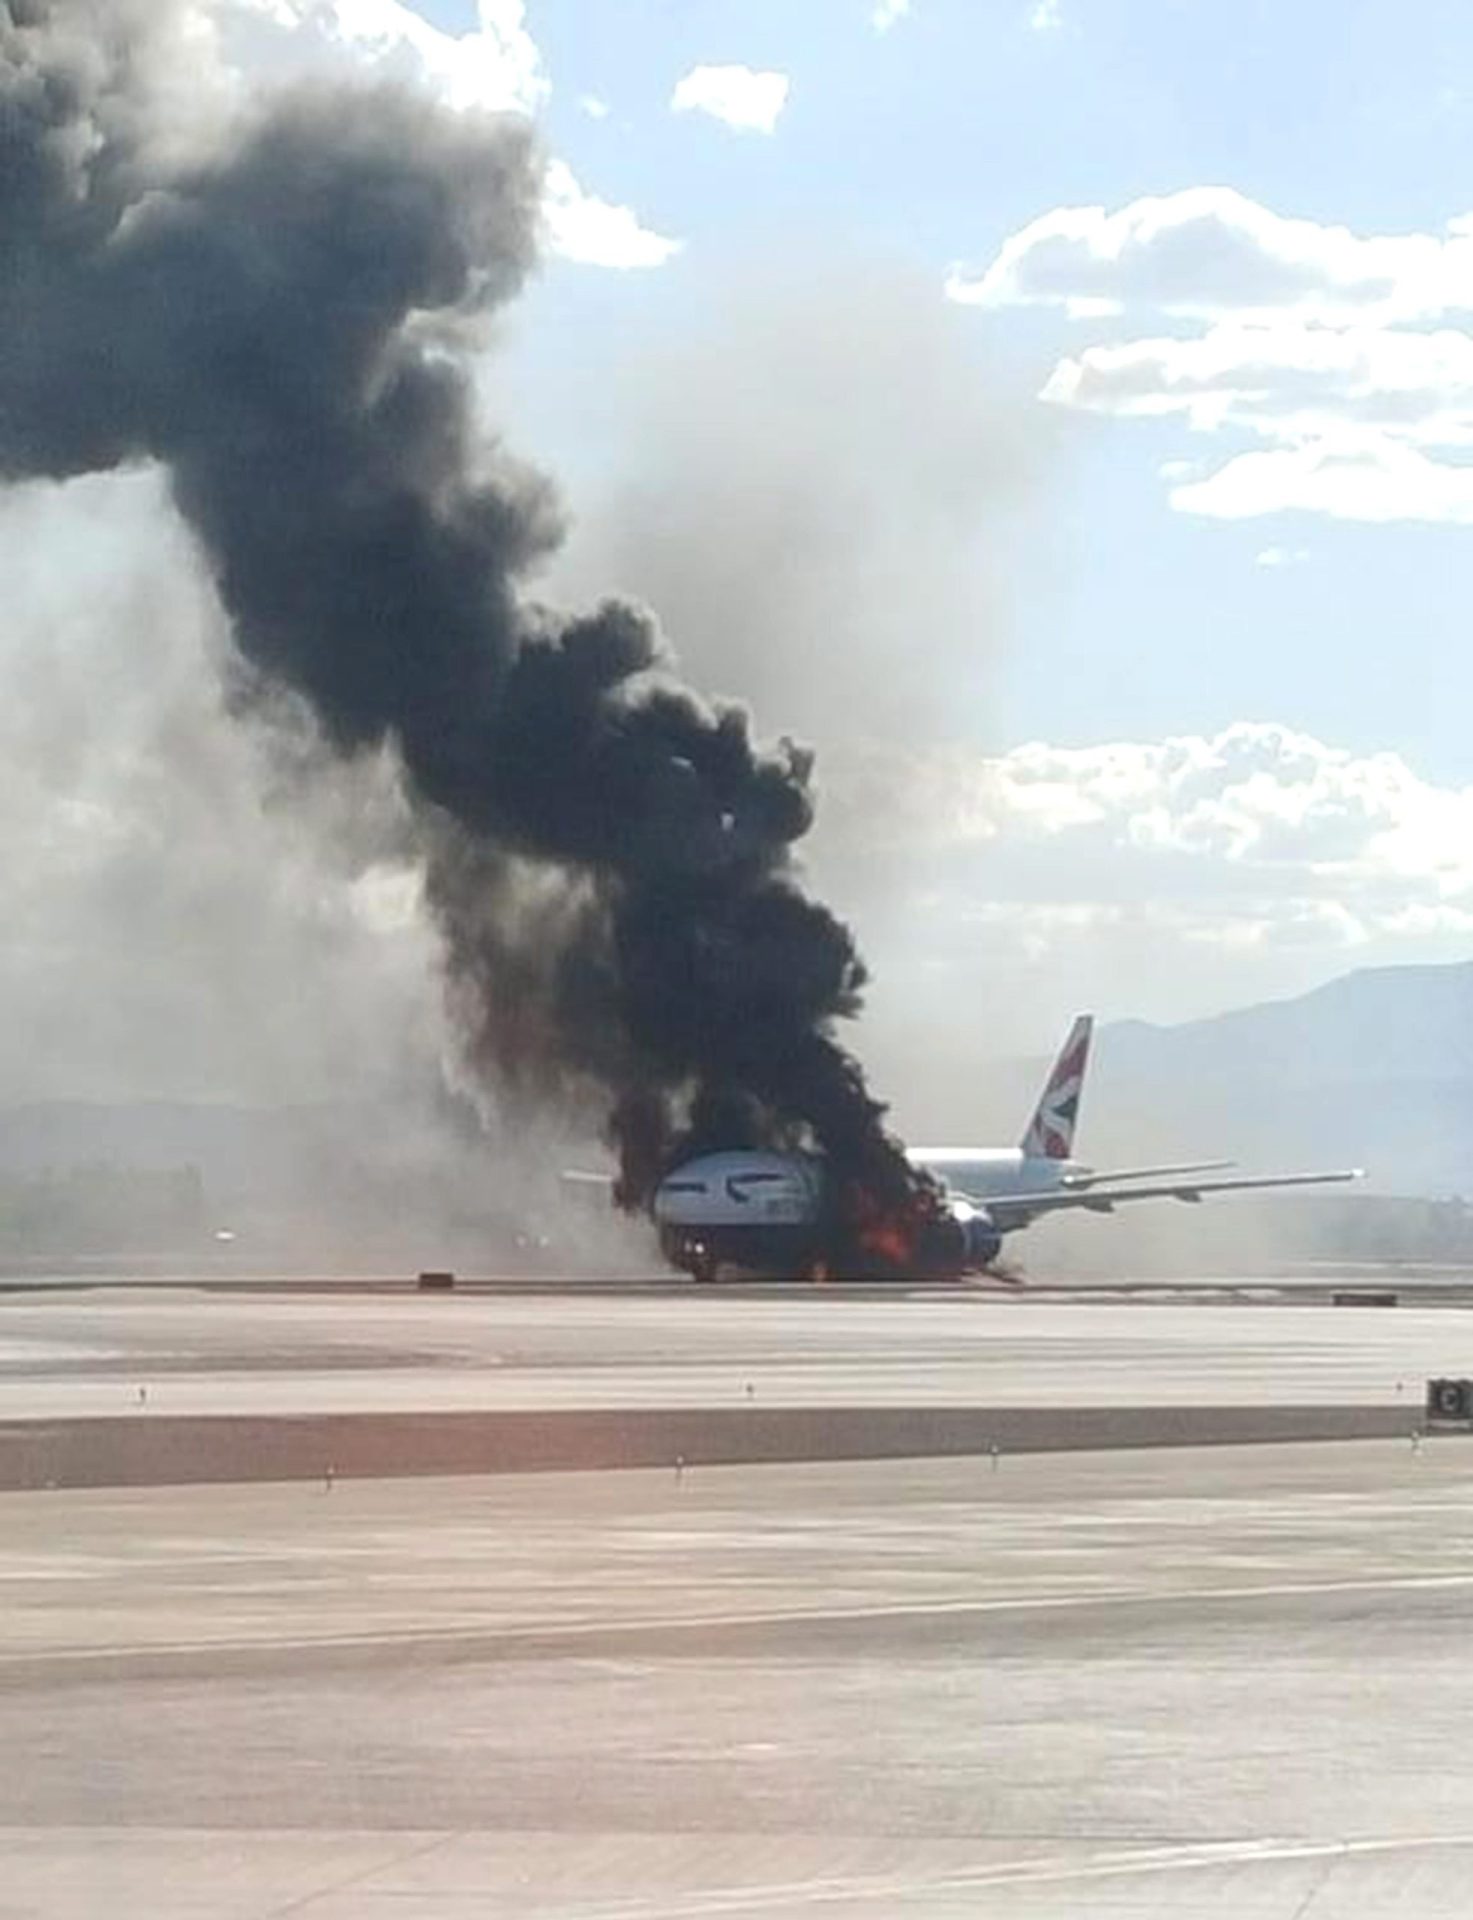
left=651, top=1016, right=1361, bottom=1281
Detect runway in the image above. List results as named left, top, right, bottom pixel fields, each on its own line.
left=0, top=1284, right=1462, bottom=1416
left=4, top=1444, right=1473, bottom=1915
left=2, top=1283, right=1471, bottom=1914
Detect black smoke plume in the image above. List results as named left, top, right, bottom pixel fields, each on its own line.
left=0, top=0, right=934, bottom=1260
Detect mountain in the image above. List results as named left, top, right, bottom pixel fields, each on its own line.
left=0, top=960, right=1468, bottom=1210
left=1100, top=960, right=1473, bottom=1089
left=1083, top=960, right=1473, bottom=1197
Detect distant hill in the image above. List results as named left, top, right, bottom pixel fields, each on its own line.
left=1080, top=961, right=1473, bottom=1197
left=0, top=1095, right=641, bottom=1271
left=0, top=1100, right=397, bottom=1191
left=0, top=959, right=1468, bottom=1210
left=1100, top=960, right=1473, bottom=1088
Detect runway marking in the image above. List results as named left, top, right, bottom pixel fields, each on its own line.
left=263, top=1833, right=456, bottom=1920
left=545, top=1831, right=1473, bottom=1918
left=5, top=1567, right=1473, bottom=1675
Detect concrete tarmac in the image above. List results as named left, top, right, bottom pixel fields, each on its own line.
left=0, top=1286, right=1465, bottom=1416
left=3, top=1444, right=1473, bottom=1915
left=3, top=1286, right=1473, bottom=1914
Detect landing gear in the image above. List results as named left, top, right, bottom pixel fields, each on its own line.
left=673, top=1236, right=719, bottom=1283
left=659, top=1227, right=718, bottom=1284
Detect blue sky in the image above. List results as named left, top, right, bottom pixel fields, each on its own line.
left=6, top=0, right=1473, bottom=1104
left=399, top=1, right=1473, bottom=778
left=377, top=0, right=1473, bottom=1057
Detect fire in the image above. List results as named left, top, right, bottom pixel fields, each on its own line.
left=857, top=1217, right=914, bottom=1268
left=843, top=1179, right=953, bottom=1277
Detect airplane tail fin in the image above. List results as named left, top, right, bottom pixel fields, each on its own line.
left=1020, top=1015, right=1093, bottom=1161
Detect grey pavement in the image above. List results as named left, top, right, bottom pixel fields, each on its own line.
left=3, top=1440, right=1473, bottom=1916
left=0, top=1287, right=1467, bottom=1416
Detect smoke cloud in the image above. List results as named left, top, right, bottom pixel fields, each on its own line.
left=0, top=466, right=443, bottom=1107
left=0, top=0, right=931, bottom=1250
left=543, top=258, right=1037, bottom=749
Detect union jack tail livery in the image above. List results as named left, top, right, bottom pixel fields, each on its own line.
left=1019, top=1014, right=1092, bottom=1161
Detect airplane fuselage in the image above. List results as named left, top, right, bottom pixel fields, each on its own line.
left=909, top=1146, right=1087, bottom=1199
left=651, top=1147, right=1012, bottom=1282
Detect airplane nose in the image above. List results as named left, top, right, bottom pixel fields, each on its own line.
left=652, top=1175, right=706, bottom=1223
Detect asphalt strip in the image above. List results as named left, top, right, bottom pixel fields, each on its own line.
left=0, top=1401, right=1433, bottom=1490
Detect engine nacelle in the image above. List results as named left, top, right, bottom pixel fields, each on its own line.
left=953, top=1203, right=1003, bottom=1271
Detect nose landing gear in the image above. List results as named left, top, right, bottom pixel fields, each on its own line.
left=661, top=1228, right=719, bottom=1283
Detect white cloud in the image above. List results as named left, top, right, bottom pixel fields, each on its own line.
left=215, top=0, right=547, bottom=114
left=949, top=187, right=1473, bottom=323
left=1255, top=546, right=1309, bottom=567
left=579, top=93, right=610, bottom=119
left=1171, top=440, right=1473, bottom=524
left=670, top=64, right=790, bottom=134
left=1028, top=0, right=1063, bottom=30
left=872, top=0, right=912, bottom=31
left=213, top=1, right=678, bottom=269
left=954, top=187, right=1473, bottom=522
left=1044, top=323, right=1473, bottom=447
left=837, top=721, right=1473, bottom=952
left=541, top=160, right=681, bottom=270
left=808, top=719, right=1473, bottom=1081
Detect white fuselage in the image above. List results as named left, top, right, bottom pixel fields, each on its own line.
left=908, top=1146, right=1086, bottom=1199
left=650, top=1149, right=831, bottom=1281
left=649, top=1145, right=1025, bottom=1281
left=653, top=1149, right=826, bottom=1230
left=650, top=1148, right=1086, bottom=1230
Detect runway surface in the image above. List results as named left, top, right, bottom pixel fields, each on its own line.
left=4, top=1443, right=1473, bottom=1916
left=0, top=1284, right=1465, bottom=1416
left=3, top=1284, right=1472, bottom=1914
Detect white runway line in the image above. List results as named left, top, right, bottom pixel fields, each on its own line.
left=548, top=1831, right=1473, bottom=1918
left=6, top=1566, right=1473, bottom=1674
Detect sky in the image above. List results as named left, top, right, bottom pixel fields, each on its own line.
left=5, top=0, right=1473, bottom=1111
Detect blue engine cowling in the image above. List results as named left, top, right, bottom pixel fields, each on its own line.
left=955, top=1205, right=1003, bottom=1271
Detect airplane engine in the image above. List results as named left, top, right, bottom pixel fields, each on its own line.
left=954, top=1204, right=1003, bottom=1271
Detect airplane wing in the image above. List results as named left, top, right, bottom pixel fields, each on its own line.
left=966, top=1167, right=1363, bottom=1231
left=1059, top=1159, right=1233, bottom=1189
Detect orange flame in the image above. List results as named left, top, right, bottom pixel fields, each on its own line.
left=846, top=1180, right=940, bottom=1274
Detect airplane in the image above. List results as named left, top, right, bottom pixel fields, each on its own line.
left=650, top=1015, right=1362, bottom=1282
